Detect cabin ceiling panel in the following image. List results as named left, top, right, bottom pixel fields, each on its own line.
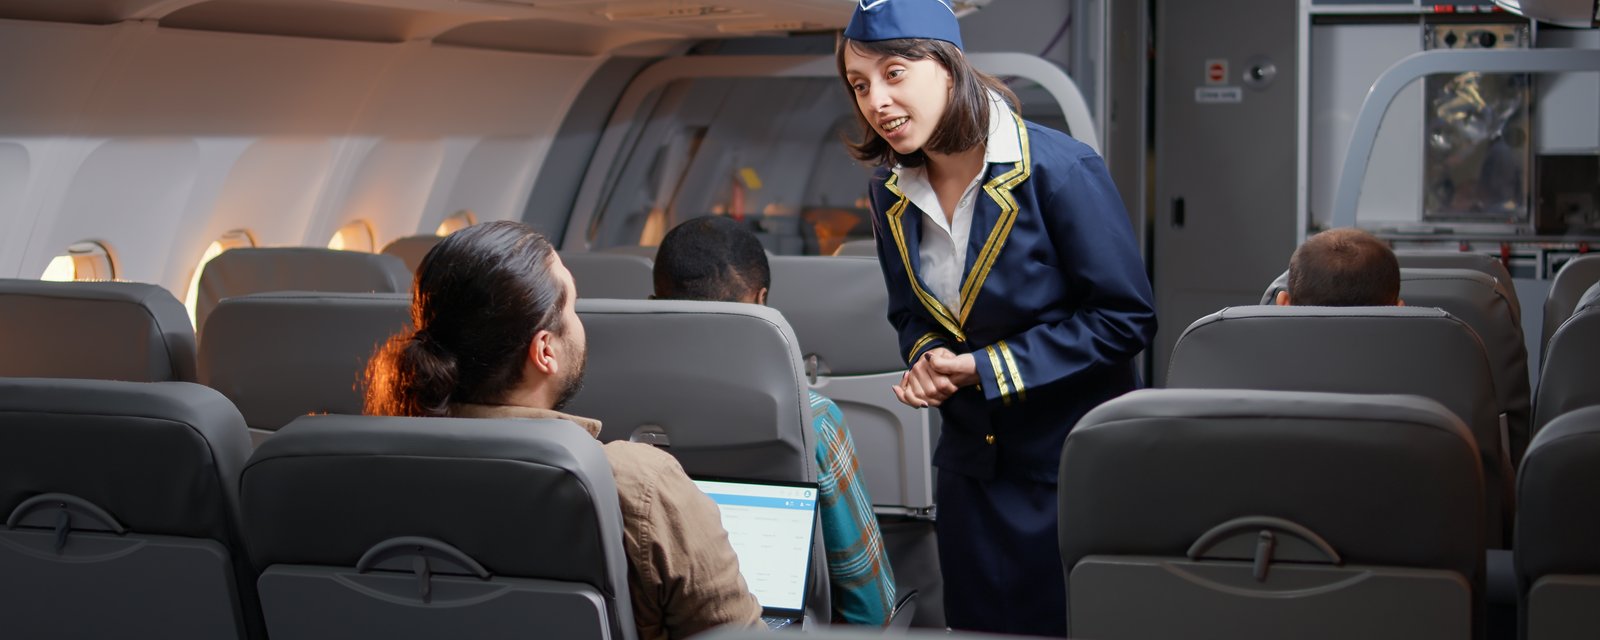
left=78, top=26, right=393, bottom=136
left=432, top=17, right=667, bottom=56
left=159, top=0, right=475, bottom=43
left=351, top=45, right=600, bottom=135
left=0, top=21, right=124, bottom=134
left=0, top=0, right=997, bottom=54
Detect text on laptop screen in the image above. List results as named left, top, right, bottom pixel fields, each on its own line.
left=692, top=479, right=816, bottom=611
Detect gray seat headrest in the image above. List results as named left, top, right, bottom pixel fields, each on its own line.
left=767, top=256, right=902, bottom=376
left=832, top=239, right=878, bottom=258
left=0, top=378, right=251, bottom=542
left=1543, top=255, right=1600, bottom=356
left=1167, top=305, right=1506, bottom=539
left=1533, top=282, right=1600, bottom=433
left=600, top=245, right=660, bottom=260
left=565, top=299, right=813, bottom=482
left=560, top=252, right=654, bottom=300
left=196, top=248, right=412, bottom=335
left=0, top=279, right=197, bottom=382
left=1516, top=405, right=1600, bottom=587
left=1394, top=250, right=1520, bottom=317
left=379, top=235, right=443, bottom=273
left=199, top=292, right=413, bottom=432
left=1061, top=388, right=1484, bottom=582
left=1400, top=269, right=1529, bottom=458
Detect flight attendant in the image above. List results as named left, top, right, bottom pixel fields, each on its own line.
left=837, top=1, right=1157, bottom=635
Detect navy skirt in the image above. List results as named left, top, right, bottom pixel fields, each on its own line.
left=936, top=468, right=1068, bottom=637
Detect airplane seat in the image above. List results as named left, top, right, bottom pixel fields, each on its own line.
left=239, top=414, right=636, bottom=640
left=766, top=255, right=945, bottom=628
left=1394, top=250, right=1523, bottom=320
left=1167, top=305, right=1509, bottom=547
left=1515, top=405, right=1600, bottom=640
left=0, top=378, right=260, bottom=639
left=194, top=247, right=412, bottom=337
left=559, top=251, right=654, bottom=299
left=380, top=235, right=443, bottom=273
left=1262, top=267, right=1530, bottom=463
left=599, top=244, right=660, bottom=260
left=766, top=255, right=933, bottom=512
left=1061, top=388, right=1485, bottom=640
left=562, top=298, right=831, bottom=623
left=832, top=239, right=878, bottom=258
left=199, top=292, right=412, bottom=446
left=1532, top=282, right=1600, bottom=435
left=0, top=279, right=197, bottom=382
left=1541, top=254, right=1600, bottom=359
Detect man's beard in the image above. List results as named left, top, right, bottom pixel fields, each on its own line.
left=551, top=340, right=588, bottom=412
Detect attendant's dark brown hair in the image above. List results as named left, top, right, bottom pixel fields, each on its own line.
left=1287, top=228, right=1401, bottom=306
left=836, top=37, right=1018, bottom=168
left=364, top=221, right=568, bottom=417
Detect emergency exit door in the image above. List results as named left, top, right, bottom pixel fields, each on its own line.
left=1152, top=0, right=1300, bottom=385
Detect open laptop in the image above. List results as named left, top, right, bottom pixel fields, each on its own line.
left=691, top=477, right=819, bottom=631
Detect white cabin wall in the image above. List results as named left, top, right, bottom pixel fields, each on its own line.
left=0, top=18, right=601, bottom=298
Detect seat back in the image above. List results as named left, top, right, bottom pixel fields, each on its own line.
left=1516, top=405, right=1600, bottom=640
left=199, top=292, right=412, bottom=444
left=0, top=378, right=258, bottom=639
left=560, top=251, right=654, bottom=299
left=0, top=279, right=197, bottom=382
left=767, top=256, right=933, bottom=510
left=1534, top=282, right=1600, bottom=435
left=566, top=299, right=813, bottom=481
left=564, top=299, right=830, bottom=622
left=600, top=244, right=660, bottom=260
left=1167, top=305, right=1508, bottom=545
left=380, top=235, right=443, bottom=273
left=195, top=248, right=411, bottom=335
left=1394, top=250, right=1521, bottom=319
left=240, top=414, right=635, bottom=640
left=832, top=239, right=877, bottom=258
left=1543, top=254, right=1600, bottom=358
left=1262, top=267, right=1530, bottom=462
left=1061, top=388, right=1484, bottom=640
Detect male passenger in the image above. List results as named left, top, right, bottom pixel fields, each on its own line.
left=652, top=216, right=899, bottom=627
left=364, top=221, right=762, bottom=639
left=1274, top=227, right=1404, bottom=307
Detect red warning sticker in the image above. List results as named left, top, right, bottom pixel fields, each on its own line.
left=1205, top=59, right=1227, bottom=85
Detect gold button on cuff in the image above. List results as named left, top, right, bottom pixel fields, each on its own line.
left=984, top=434, right=996, bottom=445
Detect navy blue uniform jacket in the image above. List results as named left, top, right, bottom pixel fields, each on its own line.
left=868, top=115, right=1157, bottom=484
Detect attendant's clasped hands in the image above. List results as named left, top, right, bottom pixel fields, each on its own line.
left=893, top=347, right=979, bottom=409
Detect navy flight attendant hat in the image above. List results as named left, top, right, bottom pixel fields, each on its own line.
left=843, top=0, right=964, bottom=50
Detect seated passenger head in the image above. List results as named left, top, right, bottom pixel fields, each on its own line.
left=1276, top=227, right=1402, bottom=307
left=365, top=220, right=586, bottom=417
left=652, top=216, right=770, bottom=305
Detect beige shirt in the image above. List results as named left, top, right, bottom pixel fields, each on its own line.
left=453, top=403, right=764, bottom=639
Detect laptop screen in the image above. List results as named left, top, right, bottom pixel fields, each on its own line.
left=692, top=478, right=818, bottom=613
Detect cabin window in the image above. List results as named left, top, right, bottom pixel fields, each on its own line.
left=184, top=229, right=257, bottom=327
left=39, top=241, right=115, bottom=282
left=435, top=210, right=477, bottom=236
left=328, top=220, right=376, bottom=252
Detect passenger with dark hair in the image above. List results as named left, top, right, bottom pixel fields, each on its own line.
left=1274, top=227, right=1404, bottom=307
left=365, top=220, right=762, bottom=640
left=837, top=1, right=1157, bottom=635
left=654, top=215, right=898, bottom=627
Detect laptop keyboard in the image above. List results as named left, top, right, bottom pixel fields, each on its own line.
left=763, top=615, right=798, bottom=631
